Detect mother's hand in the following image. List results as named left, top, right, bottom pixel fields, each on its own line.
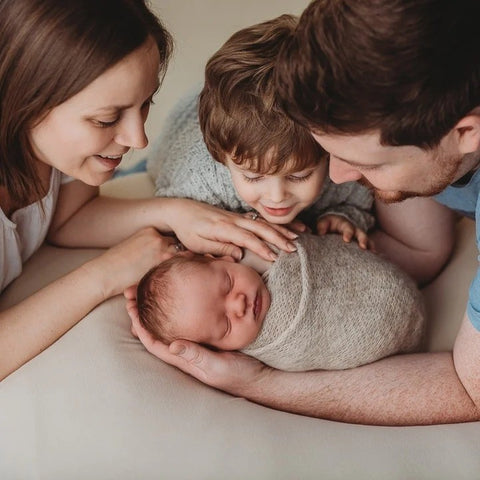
left=87, top=227, right=179, bottom=299
left=165, top=199, right=298, bottom=261
left=125, top=286, right=271, bottom=396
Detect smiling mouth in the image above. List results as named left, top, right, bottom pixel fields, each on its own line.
left=262, top=205, right=294, bottom=217
left=95, top=154, right=123, bottom=170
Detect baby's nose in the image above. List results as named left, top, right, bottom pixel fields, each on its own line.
left=228, top=293, right=247, bottom=318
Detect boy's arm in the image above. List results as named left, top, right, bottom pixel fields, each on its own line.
left=311, top=179, right=375, bottom=232
left=371, top=197, right=457, bottom=285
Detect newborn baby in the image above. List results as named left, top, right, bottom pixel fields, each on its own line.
left=137, top=234, right=426, bottom=371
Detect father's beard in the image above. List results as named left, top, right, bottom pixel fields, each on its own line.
left=359, top=153, right=464, bottom=204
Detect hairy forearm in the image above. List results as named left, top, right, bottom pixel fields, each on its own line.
left=239, top=351, right=479, bottom=426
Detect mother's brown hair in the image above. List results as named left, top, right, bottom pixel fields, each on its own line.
left=0, top=0, right=172, bottom=206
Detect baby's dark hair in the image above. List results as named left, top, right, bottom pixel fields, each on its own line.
left=198, top=14, right=326, bottom=175
left=136, top=254, right=212, bottom=343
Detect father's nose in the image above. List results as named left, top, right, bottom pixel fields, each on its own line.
left=329, top=156, right=362, bottom=184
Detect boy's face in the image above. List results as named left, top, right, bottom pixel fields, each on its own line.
left=169, top=258, right=270, bottom=350
left=226, top=157, right=328, bottom=224
left=312, top=130, right=465, bottom=203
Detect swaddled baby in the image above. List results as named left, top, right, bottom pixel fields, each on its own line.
left=137, top=233, right=425, bottom=371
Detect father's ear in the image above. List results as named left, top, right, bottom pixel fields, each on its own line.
left=454, top=109, right=480, bottom=154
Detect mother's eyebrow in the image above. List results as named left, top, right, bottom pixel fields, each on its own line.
left=91, top=83, right=160, bottom=113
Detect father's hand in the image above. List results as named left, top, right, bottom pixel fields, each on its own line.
left=125, top=285, right=271, bottom=395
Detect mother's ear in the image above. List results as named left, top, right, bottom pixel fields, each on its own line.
left=454, top=110, right=480, bottom=154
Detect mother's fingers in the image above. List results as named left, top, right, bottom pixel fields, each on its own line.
left=211, top=218, right=298, bottom=260
left=240, top=214, right=298, bottom=242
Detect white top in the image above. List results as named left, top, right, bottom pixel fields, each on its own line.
left=0, top=169, right=64, bottom=292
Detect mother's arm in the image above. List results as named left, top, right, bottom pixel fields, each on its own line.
left=0, top=228, right=177, bottom=381
left=47, top=180, right=298, bottom=261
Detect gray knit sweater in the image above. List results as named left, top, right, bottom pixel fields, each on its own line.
left=147, top=89, right=375, bottom=231
left=241, top=233, right=425, bottom=371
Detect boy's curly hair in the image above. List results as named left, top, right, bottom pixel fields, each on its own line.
left=199, top=14, right=326, bottom=175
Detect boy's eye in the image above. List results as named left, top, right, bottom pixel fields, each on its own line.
left=242, top=174, right=264, bottom=183
left=93, top=118, right=119, bottom=128
left=287, top=171, right=314, bottom=182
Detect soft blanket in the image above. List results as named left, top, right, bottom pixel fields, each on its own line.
left=241, top=234, right=425, bottom=371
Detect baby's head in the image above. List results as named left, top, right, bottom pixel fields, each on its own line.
left=198, top=14, right=328, bottom=225
left=137, top=253, right=270, bottom=350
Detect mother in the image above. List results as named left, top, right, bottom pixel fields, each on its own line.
left=0, top=0, right=294, bottom=381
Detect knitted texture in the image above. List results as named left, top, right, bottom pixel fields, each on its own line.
left=146, top=88, right=375, bottom=231
left=241, top=234, right=426, bottom=371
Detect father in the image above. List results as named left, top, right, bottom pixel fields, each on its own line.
left=129, top=0, right=480, bottom=425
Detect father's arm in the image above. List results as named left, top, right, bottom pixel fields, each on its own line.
left=145, top=313, right=479, bottom=425
left=371, top=197, right=457, bottom=285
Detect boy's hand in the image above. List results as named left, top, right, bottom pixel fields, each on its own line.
left=316, top=214, right=370, bottom=250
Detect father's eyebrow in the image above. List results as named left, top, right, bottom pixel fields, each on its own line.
left=332, top=155, right=379, bottom=168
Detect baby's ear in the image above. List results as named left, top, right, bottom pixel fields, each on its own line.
left=177, top=250, right=194, bottom=259
left=204, top=253, right=235, bottom=262
left=218, top=255, right=236, bottom=263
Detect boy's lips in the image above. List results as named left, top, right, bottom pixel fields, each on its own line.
left=262, top=205, right=294, bottom=217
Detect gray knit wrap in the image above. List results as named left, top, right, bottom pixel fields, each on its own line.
left=241, top=234, right=425, bottom=371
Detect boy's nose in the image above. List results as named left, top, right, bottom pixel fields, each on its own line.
left=267, top=180, right=287, bottom=203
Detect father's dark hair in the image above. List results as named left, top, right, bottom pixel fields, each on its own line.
left=276, top=0, right=480, bottom=149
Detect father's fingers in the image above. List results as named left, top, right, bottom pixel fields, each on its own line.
left=167, top=341, right=228, bottom=385
left=123, top=285, right=137, bottom=300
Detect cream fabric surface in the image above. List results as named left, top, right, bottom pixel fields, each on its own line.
left=1, top=173, right=479, bottom=480
left=2, top=1, right=480, bottom=477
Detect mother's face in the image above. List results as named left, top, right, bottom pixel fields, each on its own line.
left=29, top=37, right=161, bottom=186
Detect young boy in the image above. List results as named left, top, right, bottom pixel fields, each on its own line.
left=137, top=233, right=425, bottom=372
left=147, top=15, right=374, bottom=247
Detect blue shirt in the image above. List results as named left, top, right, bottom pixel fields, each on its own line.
left=435, top=169, right=480, bottom=330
